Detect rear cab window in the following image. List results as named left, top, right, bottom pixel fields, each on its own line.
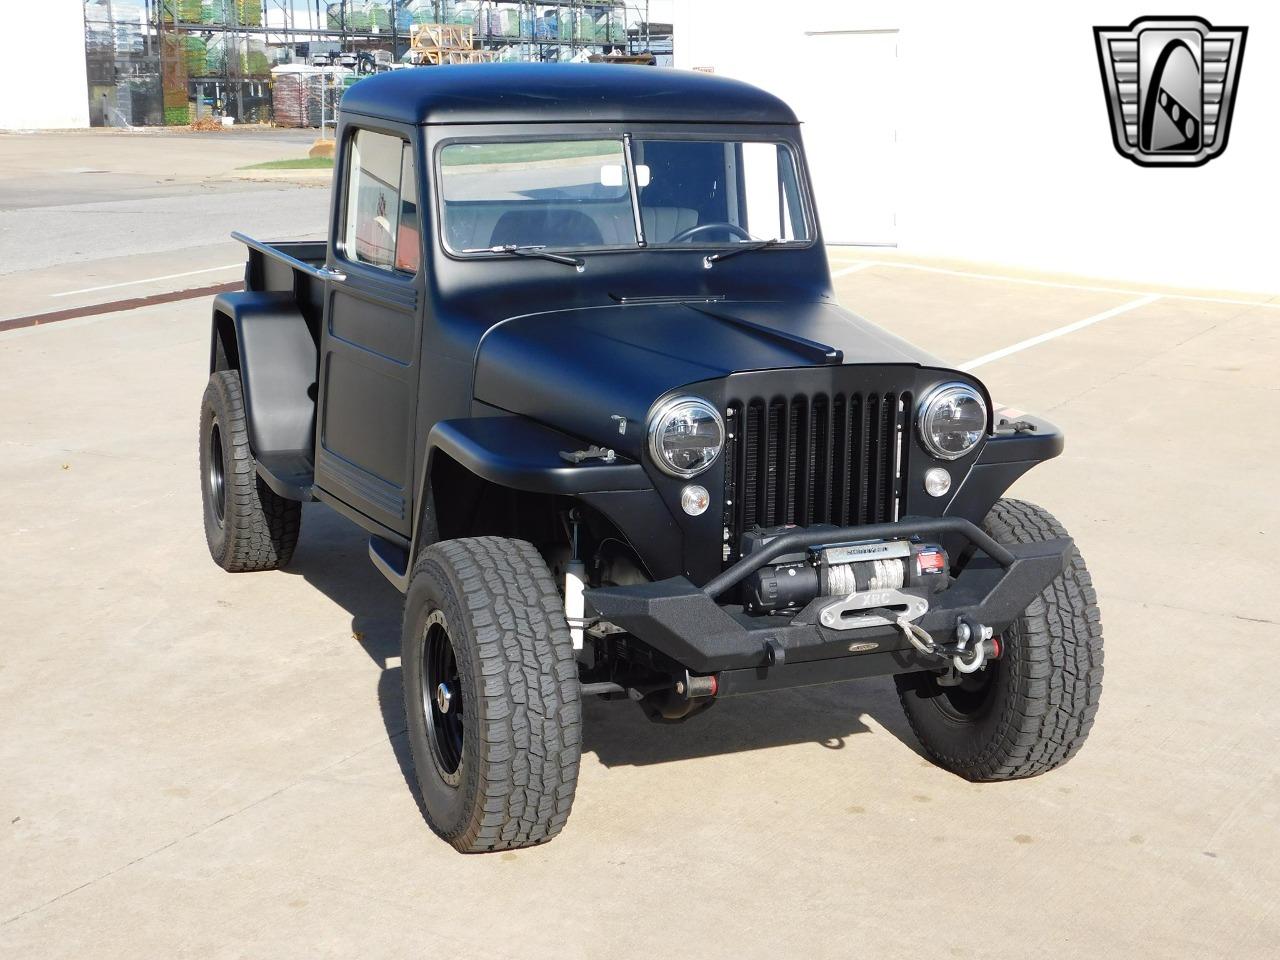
left=341, top=128, right=421, bottom=275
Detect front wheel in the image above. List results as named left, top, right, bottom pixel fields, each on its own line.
left=402, top=537, right=582, bottom=852
left=895, top=499, right=1103, bottom=780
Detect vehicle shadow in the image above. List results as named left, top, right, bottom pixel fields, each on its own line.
left=284, top=505, right=421, bottom=807
left=581, top=677, right=924, bottom=767
left=285, top=505, right=926, bottom=781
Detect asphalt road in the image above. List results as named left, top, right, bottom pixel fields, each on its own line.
left=1, top=131, right=1277, bottom=959
left=0, top=129, right=328, bottom=277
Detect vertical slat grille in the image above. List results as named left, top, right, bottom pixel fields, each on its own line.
left=722, top=390, right=911, bottom=565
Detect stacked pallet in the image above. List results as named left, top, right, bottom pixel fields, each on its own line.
left=161, top=33, right=189, bottom=124
left=182, top=35, right=207, bottom=75
left=237, top=0, right=262, bottom=27
left=271, top=66, right=319, bottom=127
left=271, top=66, right=352, bottom=127
left=245, top=38, right=270, bottom=76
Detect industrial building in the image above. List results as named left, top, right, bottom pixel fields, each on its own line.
left=2, top=1, right=673, bottom=130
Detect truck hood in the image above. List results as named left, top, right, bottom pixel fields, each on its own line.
left=472, top=300, right=943, bottom=458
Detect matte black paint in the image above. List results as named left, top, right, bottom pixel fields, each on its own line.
left=211, top=64, right=1067, bottom=685
left=339, top=63, right=800, bottom=127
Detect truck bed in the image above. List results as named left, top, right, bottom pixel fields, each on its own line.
left=234, top=232, right=327, bottom=338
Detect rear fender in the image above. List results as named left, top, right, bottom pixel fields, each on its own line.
left=210, top=291, right=316, bottom=457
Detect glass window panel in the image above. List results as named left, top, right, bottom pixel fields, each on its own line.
left=343, top=129, right=404, bottom=271
left=395, top=142, right=421, bottom=274
left=633, top=139, right=811, bottom=244
left=438, top=139, right=635, bottom=252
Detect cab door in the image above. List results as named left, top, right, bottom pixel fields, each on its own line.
left=314, top=126, right=424, bottom=537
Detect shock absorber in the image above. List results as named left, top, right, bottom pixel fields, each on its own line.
left=564, top=509, right=587, bottom=651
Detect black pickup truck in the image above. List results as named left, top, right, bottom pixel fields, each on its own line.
left=199, top=64, right=1103, bottom=853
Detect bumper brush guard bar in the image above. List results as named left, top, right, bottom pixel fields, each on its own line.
left=585, top=516, right=1068, bottom=684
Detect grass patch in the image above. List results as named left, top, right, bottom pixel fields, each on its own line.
left=240, top=157, right=334, bottom=170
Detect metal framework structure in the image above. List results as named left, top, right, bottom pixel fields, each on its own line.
left=150, top=2, right=668, bottom=60
left=87, top=1, right=673, bottom=125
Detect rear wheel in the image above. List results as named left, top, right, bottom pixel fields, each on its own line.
left=895, top=499, right=1103, bottom=780
left=402, top=537, right=582, bottom=852
left=199, top=370, right=301, bottom=572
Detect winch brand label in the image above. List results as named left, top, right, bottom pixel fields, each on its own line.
left=823, top=540, right=911, bottom=565
left=1094, top=16, right=1247, bottom=167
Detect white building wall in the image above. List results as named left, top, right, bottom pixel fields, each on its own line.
left=673, top=1, right=1278, bottom=293
left=0, top=0, right=88, bottom=129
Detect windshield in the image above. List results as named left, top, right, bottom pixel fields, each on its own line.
left=438, top=136, right=810, bottom=255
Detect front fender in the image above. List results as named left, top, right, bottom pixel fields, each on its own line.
left=210, top=291, right=316, bottom=458
left=411, top=417, right=683, bottom=579
left=945, top=412, right=1065, bottom=526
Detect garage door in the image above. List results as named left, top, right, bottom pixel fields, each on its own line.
left=795, top=30, right=899, bottom=245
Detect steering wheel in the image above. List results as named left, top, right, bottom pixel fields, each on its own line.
left=668, top=222, right=754, bottom=244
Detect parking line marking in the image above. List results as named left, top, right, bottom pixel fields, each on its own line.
left=827, top=257, right=1280, bottom=308
left=50, top=264, right=242, bottom=298
left=959, top=294, right=1162, bottom=371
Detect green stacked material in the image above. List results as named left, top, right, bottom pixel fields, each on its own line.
left=237, top=0, right=263, bottom=27
left=182, top=36, right=207, bottom=75
left=204, top=36, right=225, bottom=73
left=412, top=1, right=454, bottom=25
left=178, top=0, right=202, bottom=21
left=558, top=11, right=577, bottom=40
left=347, top=9, right=371, bottom=30
left=245, top=39, right=270, bottom=76
left=368, top=3, right=390, bottom=30
left=162, top=35, right=190, bottom=124
left=201, top=0, right=230, bottom=25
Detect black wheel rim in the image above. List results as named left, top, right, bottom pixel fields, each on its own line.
left=207, top=419, right=226, bottom=524
left=421, top=610, right=463, bottom=785
left=932, top=655, right=1002, bottom=721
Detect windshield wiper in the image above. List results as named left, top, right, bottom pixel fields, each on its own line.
left=461, top=244, right=585, bottom=270
left=703, top=238, right=781, bottom=266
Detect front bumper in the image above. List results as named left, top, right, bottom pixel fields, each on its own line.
left=584, top=517, right=1072, bottom=689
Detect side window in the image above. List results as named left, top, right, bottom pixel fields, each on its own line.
left=342, top=129, right=419, bottom=274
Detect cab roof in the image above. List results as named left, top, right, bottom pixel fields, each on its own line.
left=338, top=63, right=799, bottom=127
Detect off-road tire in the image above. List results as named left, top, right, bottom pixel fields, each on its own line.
left=199, top=370, right=301, bottom=572
left=402, top=537, right=582, bottom=853
left=895, top=499, right=1103, bottom=780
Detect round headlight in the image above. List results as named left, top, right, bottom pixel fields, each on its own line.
left=918, top=383, right=987, bottom=460
left=647, top=397, right=724, bottom=478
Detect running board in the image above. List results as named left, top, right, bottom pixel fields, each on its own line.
left=369, top=535, right=410, bottom=593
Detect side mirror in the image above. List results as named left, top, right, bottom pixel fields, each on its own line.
left=600, top=163, right=652, bottom=188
